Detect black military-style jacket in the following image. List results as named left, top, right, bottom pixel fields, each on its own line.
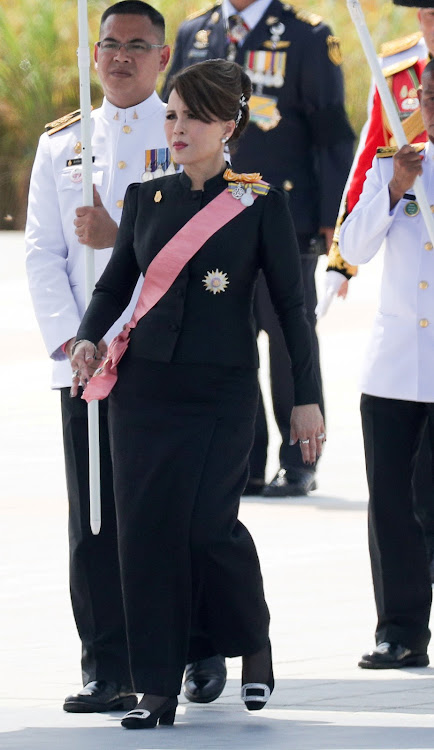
left=77, top=170, right=320, bottom=406
left=163, top=0, right=355, bottom=235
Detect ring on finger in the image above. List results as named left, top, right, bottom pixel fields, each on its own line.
left=316, top=433, right=325, bottom=440
left=299, top=438, right=310, bottom=445
left=72, top=369, right=80, bottom=378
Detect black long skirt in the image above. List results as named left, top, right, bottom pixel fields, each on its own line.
left=108, top=354, right=270, bottom=696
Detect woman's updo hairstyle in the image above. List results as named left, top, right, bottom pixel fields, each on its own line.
left=166, top=59, right=252, bottom=144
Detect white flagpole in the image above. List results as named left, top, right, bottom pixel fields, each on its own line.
left=77, top=0, right=101, bottom=535
left=347, top=0, right=434, bottom=246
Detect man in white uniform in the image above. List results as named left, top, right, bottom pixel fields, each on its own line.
left=340, top=59, right=434, bottom=670
left=25, top=0, right=170, bottom=711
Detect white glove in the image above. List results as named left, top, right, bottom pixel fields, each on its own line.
left=315, top=270, right=346, bottom=319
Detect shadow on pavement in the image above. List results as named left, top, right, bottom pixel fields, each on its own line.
left=3, top=719, right=434, bottom=750
left=241, top=494, right=368, bottom=511
left=219, top=677, right=434, bottom=714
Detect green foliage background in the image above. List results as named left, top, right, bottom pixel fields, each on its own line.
left=0, top=0, right=422, bottom=228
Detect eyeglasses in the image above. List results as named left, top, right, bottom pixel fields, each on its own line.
left=96, top=40, right=165, bottom=54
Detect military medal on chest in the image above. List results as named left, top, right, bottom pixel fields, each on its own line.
left=270, top=21, right=285, bottom=43
left=239, top=15, right=287, bottom=135
left=189, top=8, right=219, bottom=60
left=400, top=85, right=419, bottom=113
left=244, top=48, right=287, bottom=93
left=265, top=14, right=289, bottom=49
left=390, top=62, right=421, bottom=117
left=231, top=182, right=254, bottom=205
left=223, top=167, right=270, bottom=205
left=248, top=50, right=266, bottom=90
left=141, top=147, right=176, bottom=182
left=189, top=28, right=212, bottom=60
left=194, top=29, right=211, bottom=49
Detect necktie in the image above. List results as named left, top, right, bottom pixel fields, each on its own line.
left=227, top=14, right=249, bottom=60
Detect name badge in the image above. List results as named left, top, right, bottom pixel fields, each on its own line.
left=404, top=201, right=420, bottom=217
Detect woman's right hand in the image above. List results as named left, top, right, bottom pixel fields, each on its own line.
left=70, top=339, right=100, bottom=397
left=290, top=403, right=326, bottom=465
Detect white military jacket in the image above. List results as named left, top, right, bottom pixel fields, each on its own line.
left=340, top=141, right=434, bottom=403
left=26, top=93, right=169, bottom=388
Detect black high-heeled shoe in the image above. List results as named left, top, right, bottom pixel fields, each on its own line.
left=121, top=696, right=177, bottom=729
left=241, top=641, right=274, bottom=711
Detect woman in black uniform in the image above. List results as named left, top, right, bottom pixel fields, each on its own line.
left=71, top=59, right=325, bottom=730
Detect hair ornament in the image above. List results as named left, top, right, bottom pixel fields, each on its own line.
left=235, top=94, right=247, bottom=127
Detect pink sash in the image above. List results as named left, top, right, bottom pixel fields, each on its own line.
left=82, top=187, right=259, bottom=402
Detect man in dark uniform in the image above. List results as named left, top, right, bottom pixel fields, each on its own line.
left=162, top=0, right=353, bottom=703
left=164, top=0, right=354, bottom=495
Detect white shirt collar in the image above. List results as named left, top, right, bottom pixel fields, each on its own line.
left=222, top=0, right=274, bottom=31
left=100, top=91, right=165, bottom=123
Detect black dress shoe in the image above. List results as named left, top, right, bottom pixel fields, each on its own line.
left=183, top=654, right=227, bottom=703
left=63, top=680, right=138, bottom=713
left=358, top=642, right=429, bottom=669
left=241, top=641, right=274, bottom=711
left=121, top=697, right=177, bottom=729
left=262, top=468, right=317, bottom=497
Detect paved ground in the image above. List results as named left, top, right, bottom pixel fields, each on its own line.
left=1, top=231, right=434, bottom=750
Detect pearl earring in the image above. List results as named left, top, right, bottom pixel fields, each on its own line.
left=221, top=136, right=229, bottom=143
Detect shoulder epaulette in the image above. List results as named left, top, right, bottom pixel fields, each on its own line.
left=376, top=142, right=425, bottom=158
left=379, top=31, right=423, bottom=59
left=292, top=6, right=322, bottom=26
left=45, top=109, right=81, bottom=135
left=376, top=146, right=398, bottom=158
left=382, top=55, right=419, bottom=78
left=186, top=0, right=220, bottom=21
left=411, top=142, right=426, bottom=153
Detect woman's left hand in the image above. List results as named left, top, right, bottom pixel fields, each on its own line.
left=290, top=404, right=326, bottom=465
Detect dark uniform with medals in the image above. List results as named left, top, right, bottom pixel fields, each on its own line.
left=163, top=0, right=354, bottom=496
